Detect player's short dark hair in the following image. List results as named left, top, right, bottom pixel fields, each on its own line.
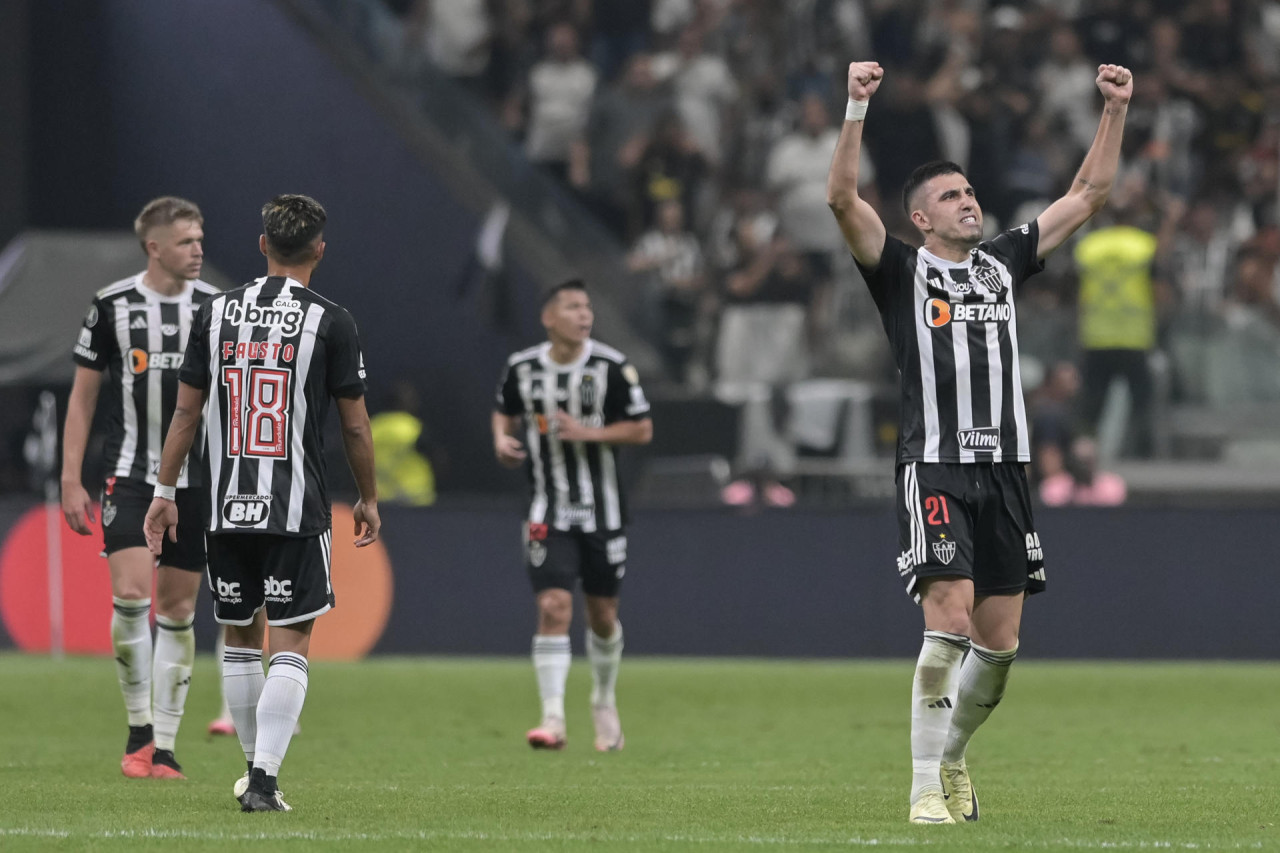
left=902, top=161, right=967, bottom=215
left=262, top=194, right=327, bottom=264
left=541, top=278, right=588, bottom=307
left=134, top=196, right=203, bottom=251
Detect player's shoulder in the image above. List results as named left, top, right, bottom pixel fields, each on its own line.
left=588, top=340, right=628, bottom=365
left=94, top=274, right=143, bottom=301
left=506, top=342, right=547, bottom=367
left=191, top=279, right=221, bottom=298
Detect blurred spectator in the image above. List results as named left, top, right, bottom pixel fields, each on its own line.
left=632, top=110, right=709, bottom=237
left=1225, top=244, right=1280, bottom=333
left=863, top=69, right=942, bottom=221
left=586, top=0, right=652, bottom=83
left=626, top=199, right=708, bottom=386
left=652, top=27, right=739, bottom=168
left=401, top=0, right=494, bottom=87
left=1036, top=25, right=1101, bottom=156
left=1039, top=436, right=1128, bottom=506
left=766, top=94, right=876, bottom=284
left=569, top=52, right=671, bottom=236
left=1073, top=210, right=1161, bottom=457
left=1030, top=361, right=1083, bottom=484
left=1075, top=0, right=1149, bottom=69
left=715, top=234, right=819, bottom=508
left=512, top=22, right=597, bottom=181
left=1164, top=194, right=1236, bottom=316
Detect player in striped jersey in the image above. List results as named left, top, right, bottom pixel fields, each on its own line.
left=493, top=280, right=652, bottom=752
left=828, top=61, right=1134, bottom=824
left=144, top=195, right=380, bottom=812
left=61, top=196, right=217, bottom=780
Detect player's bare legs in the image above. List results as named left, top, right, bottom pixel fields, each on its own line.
left=909, top=577, right=973, bottom=823
left=209, top=627, right=236, bottom=735
left=529, top=589, right=572, bottom=749
left=939, top=593, right=1024, bottom=821
left=150, top=565, right=200, bottom=778
left=108, top=548, right=158, bottom=778
left=585, top=594, right=624, bottom=751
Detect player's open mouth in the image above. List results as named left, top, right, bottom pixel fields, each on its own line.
left=961, top=216, right=977, bottom=225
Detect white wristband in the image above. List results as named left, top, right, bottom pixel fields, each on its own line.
left=153, top=483, right=176, bottom=501
left=845, top=98, right=868, bottom=122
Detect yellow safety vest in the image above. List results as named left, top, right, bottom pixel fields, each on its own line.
left=1074, top=225, right=1158, bottom=350
left=369, top=412, right=436, bottom=507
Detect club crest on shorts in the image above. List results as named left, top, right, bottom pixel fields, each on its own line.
left=528, top=540, right=547, bottom=568
left=932, top=536, right=956, bottom=565
left=102, top=500, right=117, bottom=528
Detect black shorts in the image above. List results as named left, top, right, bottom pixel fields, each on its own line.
left=895, top=462, right=1046, bottom=603
left=525, top=522, right=627, bottom=598
left=206, top=530, right=335, bottom=626
left=100, top=477, right=207, bottom=571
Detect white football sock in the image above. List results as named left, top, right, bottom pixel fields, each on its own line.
left=111, top=597, right=153, bottom=727
left=910, top=630, right=970, bottom=804
left=587, top=622, right=623, bottom=707
left=943, top=642, right=1018, bottom=763
left=532, top=635, right=571, bottom=721
left=254, top=652, right=309, bottom=777
left=222, top=645, right=265, bottom=763
left=151, top=613, right=194, bottom=751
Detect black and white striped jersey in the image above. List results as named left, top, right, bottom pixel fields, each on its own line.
left=496, top=340, right=651, bottom=532
left=857, top=223, right=1043, bottom=464
left=179, top=276, right=367, bottom=537
left=72, top=274, right=220, bottom=487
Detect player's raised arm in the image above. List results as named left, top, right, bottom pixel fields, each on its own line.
left=827, top=61, right=888, bottom=269
left=1035, top=64, right=1133, bottom=259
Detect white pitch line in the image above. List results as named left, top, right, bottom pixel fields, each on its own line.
left=0, top=827, right=1267, bottom=849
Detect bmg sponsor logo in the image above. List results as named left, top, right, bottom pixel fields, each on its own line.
left=222, top=495, right=272, bottom=526
left=223, top=300, right=303, bottom=336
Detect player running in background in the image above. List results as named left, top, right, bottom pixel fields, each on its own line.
left=827, top=60, right=1132, bottom=823
left=62, top=196, right=218, bottom=780
left=145, top=194, right=379, bottom=812
left=493, top=280, right=653, bottom=752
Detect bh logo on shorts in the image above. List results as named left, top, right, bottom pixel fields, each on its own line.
left=216, top=578, right=242, bottom=604
left=264, top=576, right=293, bottom=602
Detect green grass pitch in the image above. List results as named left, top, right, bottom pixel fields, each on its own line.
left=0, top=653, right=1276, bottom=850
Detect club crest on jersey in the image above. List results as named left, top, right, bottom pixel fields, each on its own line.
left=971, top=257, right=1006, bottom=294
left=580, top=374, right=597, bottom=409
left=957, top=427, right=1000, bottom=452
left=932, top=536, right=956, bottom=565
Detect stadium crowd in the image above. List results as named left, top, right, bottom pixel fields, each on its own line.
left=391, top=1, right=1280, bottom=496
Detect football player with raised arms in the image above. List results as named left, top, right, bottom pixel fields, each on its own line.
left=827, top=60, right=1132, bottom=823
